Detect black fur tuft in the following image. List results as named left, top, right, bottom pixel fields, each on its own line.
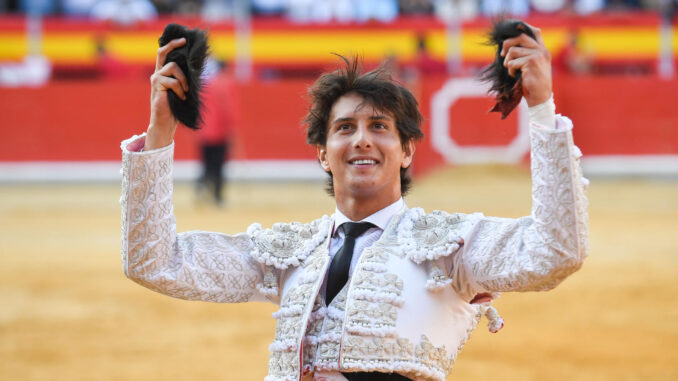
left=480, top=19, right=536, bottom=119
left=158, top=23, right=209, bottom=129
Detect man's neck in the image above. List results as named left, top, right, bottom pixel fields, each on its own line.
left=335, top=191, right=402, bottom=221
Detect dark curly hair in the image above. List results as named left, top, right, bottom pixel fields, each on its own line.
left=305, top=55, right=424, bottom=196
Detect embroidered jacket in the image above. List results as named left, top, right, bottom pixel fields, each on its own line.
left=120, top=116, right=589, bottom=381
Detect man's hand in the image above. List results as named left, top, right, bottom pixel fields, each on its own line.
left=500, top=24, right=552, bottom=107
left=145, top=37, right=189, bottom=150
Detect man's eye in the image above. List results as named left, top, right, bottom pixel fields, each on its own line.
left=338, top=124, right=352, bottom=131
left=373, top=123, right=386, bottom=129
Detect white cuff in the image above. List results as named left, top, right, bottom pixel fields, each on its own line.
left=528, top=94, right=556, bottom=129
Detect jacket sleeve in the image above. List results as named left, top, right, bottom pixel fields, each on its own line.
left=120, top=134, right=277, bottom=304
left=450, top=116, right=589, bottom=296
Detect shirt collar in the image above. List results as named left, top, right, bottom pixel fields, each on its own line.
left=332, top=198, right=406, bottom=236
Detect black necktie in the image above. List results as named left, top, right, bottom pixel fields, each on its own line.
left=326, top=222, right=374, bottom=304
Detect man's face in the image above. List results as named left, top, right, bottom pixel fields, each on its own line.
left=317, top=92, right=414, bottom=201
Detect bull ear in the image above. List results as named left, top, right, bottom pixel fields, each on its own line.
left=158, top=23, right=209, bottom=130
left=480, top=19, right=536, bottom=120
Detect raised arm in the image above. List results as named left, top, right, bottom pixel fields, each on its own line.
left=450, top=25, right=589, bottom=296
left=119, top=39, right=276, bottom=304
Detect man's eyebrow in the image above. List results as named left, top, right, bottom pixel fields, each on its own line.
left=331, top=117, right=355, bottom=124
left=331, top=114, right=393, bottom=124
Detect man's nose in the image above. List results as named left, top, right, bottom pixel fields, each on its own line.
left=352, top=124, right=372, bottom=148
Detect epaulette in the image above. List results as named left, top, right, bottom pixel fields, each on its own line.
left=248, top=215, right=332, bottom=270
left=397, top=208, right=472, bottom=291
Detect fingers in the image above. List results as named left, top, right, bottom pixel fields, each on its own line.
left=501, top=32, right=551, bottom=78
left=157, top=61, right=189, bottom=93
left=505, top=55, right=531, bottom=77
left=501, top=33, right=539, bottom=57
left=155, top=37, right=186, bottom=71
left=152, top=72, right=186, bottom=100
left=523, top=23, right=545, bottom=45
left=503, top=46, right=533, bottom=63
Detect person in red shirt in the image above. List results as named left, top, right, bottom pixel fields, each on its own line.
left=196, top=60, right=238, bottom=205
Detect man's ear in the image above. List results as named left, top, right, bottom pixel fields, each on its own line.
left=317, top=145, right=331, bottom=172
left=401, top=140, right=416, bottom=169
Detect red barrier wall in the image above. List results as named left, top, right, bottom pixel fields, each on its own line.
left=413, top=74, right=678, bottom=172
left=1, top=74, right=677, bottom=176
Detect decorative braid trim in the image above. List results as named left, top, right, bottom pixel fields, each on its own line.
left=396, top=207, right=422, bottom=258
left=264, top=376, right=296, bottom=381
left=361, top=262, right=388, bottom=273
left=483, top=305, right=505, bottom=333
left=426, top=276, right=453, bottom=291
left=308, top=307, right=327, bottom=322
left=271, top=305, right=304, bottom=319
left=304, top=332, right=342, bottom=346
left=257, top=283, right=279, bottom=297
left=397, top=208, right=464, bottom=264
left=312, top=362, right=341, bottom=372
left=326, top=306, right=345, bottom=320
left=352, top=289, right=404, bottom=307
left=345, top=324, right=397, bottom=338
left=256, top=267, right=280, bottom=298
left=249, top=216, right=331, bottom=270
left=341, top=359, right=447, bottom=381
left=425, top=262, right=453, bottom=291
left=298, top=271, right=320, bottom=284
left=246, top=222, right=262, bottom=236
left=268, top=339, right=298, bottom=352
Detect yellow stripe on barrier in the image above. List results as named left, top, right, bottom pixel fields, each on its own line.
left=42, top=33, right=98, bottom=63
left=0, top=33, right=28, bottom=60
left=0, top=27, right=673, bottom=64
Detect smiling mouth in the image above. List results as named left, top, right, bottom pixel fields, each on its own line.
left=350, top=159, right=378, bottom=165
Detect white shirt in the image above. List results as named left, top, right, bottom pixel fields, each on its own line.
left=329, top=198, right=405, bottom=276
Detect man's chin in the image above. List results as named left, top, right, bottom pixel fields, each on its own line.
left=341, top=181, right=388, bottom=199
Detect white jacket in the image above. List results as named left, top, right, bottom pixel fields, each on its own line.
left=120, top=116, right=589, bottom=381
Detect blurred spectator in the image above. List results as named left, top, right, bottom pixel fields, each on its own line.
left=90, top=0, right=157, bottom=24
left=96, top=36, right=133, bottom=78
left=399, top=0, right=434, bottom=15
left=288, top=0, right=355, bottom=23
left=62, top=0, right=98, bottom=15
left=531, top=0, right=566, bottom=13
left=196, top=58, right=239, bottom=206
left=573, top=0, right=605, bottom=14
left=252, top=0, right=287, bottom=15
left=606, top=0, right=642, bottom=10
left=433, top=0, right=477, bottom=22
left=18, top=0, right=58, bottom=14
left=201, top=0, right=234, bottom=20
left=0, top=0, right=15, bottom=12
left=413, top=33, right=446, bottom=75
left=481, top=0, right=529, bottom=16
left=287, top=0, right=398, bottom=23
left=176, top=0, right=200, bottom=14
left=151, top=0, right=177, bottom=14
left=354, top=0, right=398, bottom=22
left=553, top=29, right=593, bottom=74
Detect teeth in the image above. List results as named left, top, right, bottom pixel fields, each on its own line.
left=352, top=159, right=376, bottom=165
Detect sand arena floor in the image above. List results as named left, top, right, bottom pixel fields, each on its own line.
left=1, top=165, right=677, bottom=380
